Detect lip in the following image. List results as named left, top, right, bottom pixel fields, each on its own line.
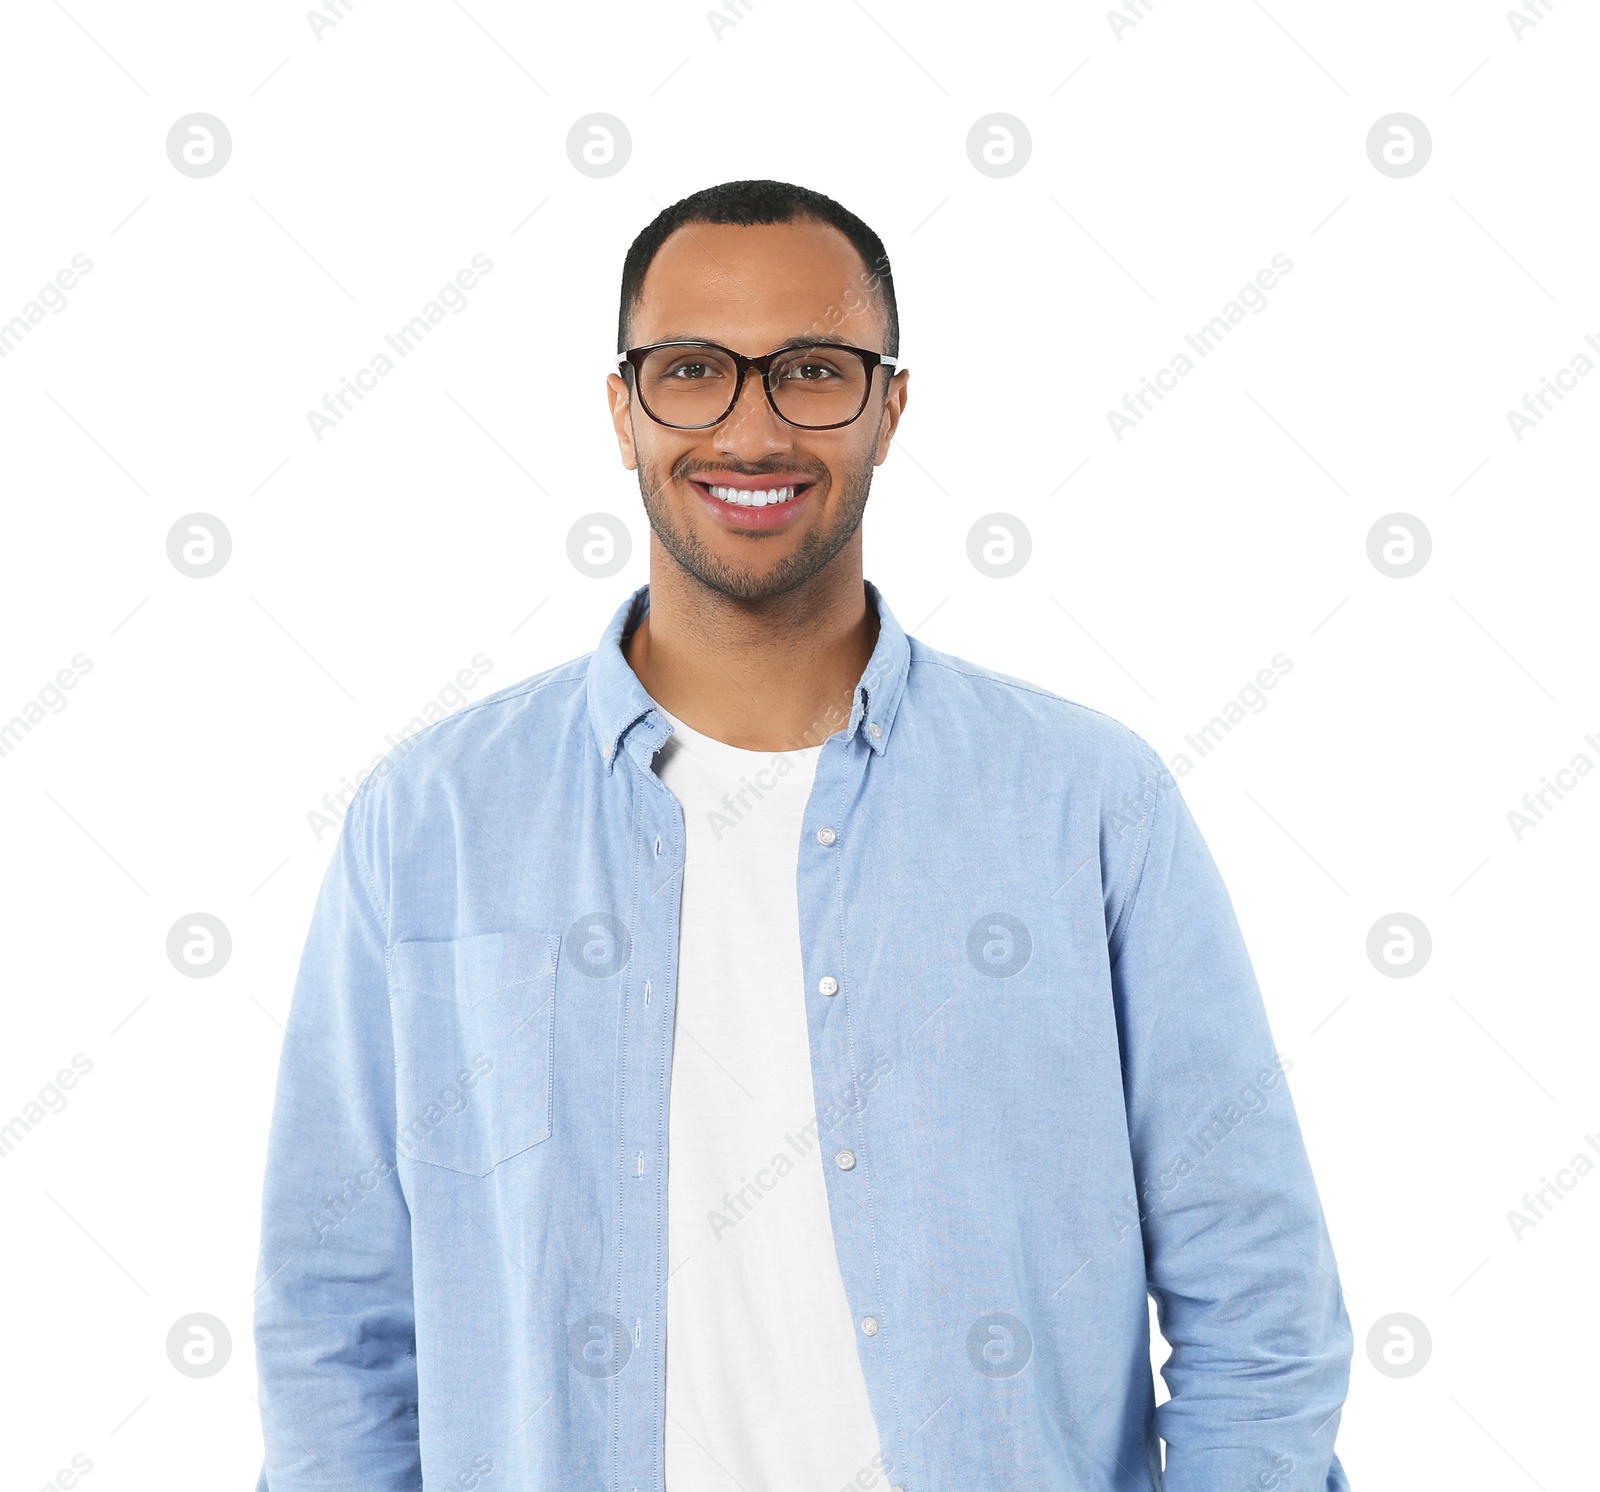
left=686, top=473, right=816, bottom=532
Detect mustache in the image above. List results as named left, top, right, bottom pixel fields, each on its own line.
left=675, top=461, right=825, bottom=482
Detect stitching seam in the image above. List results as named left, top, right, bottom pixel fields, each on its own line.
left=1108, top=749, right=1162, bottom=953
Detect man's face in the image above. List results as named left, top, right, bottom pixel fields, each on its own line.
left=607, top=218, right=909, bottom=602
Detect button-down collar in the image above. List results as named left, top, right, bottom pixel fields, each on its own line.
left=588, top=579, right=910, bottom=774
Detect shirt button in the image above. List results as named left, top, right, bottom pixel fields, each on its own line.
left=600, top=742, right=611, bottom=759
left=868, top=722, right=882, bottom=738
left=818, top=976, right=838, bottom=997
left=835, top=1149, right=856, bottom=1170
left=860, top=1315, right=879, bottom=1336
left=816, top=825, right=836, bottom=846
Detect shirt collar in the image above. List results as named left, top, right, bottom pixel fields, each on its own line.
left=587, top=579, right=911, bottom=774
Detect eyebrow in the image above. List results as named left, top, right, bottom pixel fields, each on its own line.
left=648, top=333, right=870, bottom=353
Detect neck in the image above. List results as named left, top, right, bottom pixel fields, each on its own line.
left=623, top=546, right=879, bottom=753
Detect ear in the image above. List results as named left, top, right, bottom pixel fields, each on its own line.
left=872, top=368, right=909, bottom=466
left=606, top=371, right=639, bottom=471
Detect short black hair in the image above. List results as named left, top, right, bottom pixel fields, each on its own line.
left=617, top=179, right=899, bottom=358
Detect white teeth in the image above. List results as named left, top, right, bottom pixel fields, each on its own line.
left=709, top=484, right=794, bottom=507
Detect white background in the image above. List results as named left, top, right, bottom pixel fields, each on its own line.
left=1, top=0, right=1595, bottom=1487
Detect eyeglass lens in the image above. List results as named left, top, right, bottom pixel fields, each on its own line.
left=635, top=345, right=871, bottom=428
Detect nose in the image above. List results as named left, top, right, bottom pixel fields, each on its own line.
left=711, top=363, right=793, bottom=459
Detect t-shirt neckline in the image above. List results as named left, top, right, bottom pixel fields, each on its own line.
left=655, top=704, right=823, bottom=770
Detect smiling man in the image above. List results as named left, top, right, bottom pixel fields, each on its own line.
left=254, top=180, right=1354, bottom=1492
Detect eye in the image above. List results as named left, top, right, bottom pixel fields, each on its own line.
left=780, top=357, right=845, bottom=383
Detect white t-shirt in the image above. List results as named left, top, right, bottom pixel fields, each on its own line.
left=653, top=705, right=886, bottom=1492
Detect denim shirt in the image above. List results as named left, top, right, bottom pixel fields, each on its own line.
left=254, top=580, right=1353, bottom=1492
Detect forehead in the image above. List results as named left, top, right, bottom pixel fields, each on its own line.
left=632, top=218, right=885, bottom=354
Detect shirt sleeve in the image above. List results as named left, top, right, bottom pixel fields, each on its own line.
left=1107, top=746, right=1354, bottom=1492
left=252, top=780, right=421, bottom=1491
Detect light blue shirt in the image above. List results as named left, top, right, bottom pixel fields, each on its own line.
left=254, top=579, right=1353, bottom=1492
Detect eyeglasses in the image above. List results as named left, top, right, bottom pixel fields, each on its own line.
left=617, top=340, right=899, bottom=431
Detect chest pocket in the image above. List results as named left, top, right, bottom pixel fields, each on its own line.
left=388, top=929, right=560, bottom=1176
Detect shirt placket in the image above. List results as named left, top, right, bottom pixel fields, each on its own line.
left=611, top=718, right=685, bottom=1492
left=796, top=704, right=909, bottom=1492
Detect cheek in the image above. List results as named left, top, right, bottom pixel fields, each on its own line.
left=821, top=442, right=880, bottom=499
left=633, top=435, right=685, bottom=488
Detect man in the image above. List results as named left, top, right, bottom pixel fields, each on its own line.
left=254, top=179, right=1354, bottom=1491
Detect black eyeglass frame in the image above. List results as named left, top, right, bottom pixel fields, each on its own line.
left=616, top=339, right=900, bottom=431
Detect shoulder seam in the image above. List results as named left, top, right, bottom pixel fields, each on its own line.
left=448, top=659, right=590, bottom=723
left=912, top=651, right=1147, bottom=737
left=1107, top=744, right=1169, bottom=954
left=345, top=784, right=392, bottom=943
left=364, top=661, right=590, bottom=797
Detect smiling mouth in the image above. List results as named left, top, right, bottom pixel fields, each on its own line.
left=690, top=479, right=811, bottom=509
